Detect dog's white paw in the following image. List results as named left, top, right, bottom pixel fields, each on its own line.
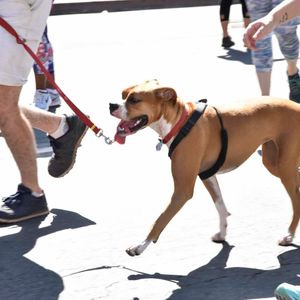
left=126, top=245, right=143, bottom=256
left=126, top=240, right=151, bottom=257
left=212, top=232, right=226, bottom=243
left=278, top=233, right=294, bottom=246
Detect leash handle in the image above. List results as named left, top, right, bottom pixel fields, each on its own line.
left=0, top=17, right=103, bottom=136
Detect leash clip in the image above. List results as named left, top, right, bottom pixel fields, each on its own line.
left=96, top=129, right=114, bottom=145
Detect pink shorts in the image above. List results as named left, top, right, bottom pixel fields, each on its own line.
left=0, top=0, right=52, bottom=86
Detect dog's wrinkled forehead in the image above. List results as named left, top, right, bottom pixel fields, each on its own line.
left=122, top=79, right=160, bottom=100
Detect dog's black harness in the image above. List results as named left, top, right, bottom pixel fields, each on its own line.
left=168, top=100, right=228, bottom=180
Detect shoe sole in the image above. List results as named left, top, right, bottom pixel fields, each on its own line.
left=54, top=124, right=89, bottom=178
left=0, top=209, right=49, bottom=223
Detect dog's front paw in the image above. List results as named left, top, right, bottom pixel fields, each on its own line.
left=126, top=246, right=142, bottom=256
left=278, top=233, right=294, bottom=246
left=212, top=232, right=226, bottom=243
left=126, top=240, right=151, bottom=257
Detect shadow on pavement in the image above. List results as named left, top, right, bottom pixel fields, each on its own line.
left=128, top=242, right=300, bottom=300
left=217, top=48, right=253, bottom=65
left=0, top=209, right=96, bottom=300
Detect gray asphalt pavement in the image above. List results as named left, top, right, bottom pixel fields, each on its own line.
left=0, top=4, right=300, bottom=300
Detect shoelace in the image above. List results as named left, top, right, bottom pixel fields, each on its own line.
left=289, top=78, right=300, bottom=92
left=2, top=190, right=24, bottom=206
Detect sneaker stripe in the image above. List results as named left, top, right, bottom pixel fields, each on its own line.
left=0, top=209, right=49, bottom=223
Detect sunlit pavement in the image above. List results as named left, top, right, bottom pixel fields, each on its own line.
left=0, top=4, right=299, bottom=300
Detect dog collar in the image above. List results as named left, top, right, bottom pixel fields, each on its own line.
left=156, top=102, right=194, bottom=151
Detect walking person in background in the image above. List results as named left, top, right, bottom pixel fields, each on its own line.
left=220, top=0, right=250, bottom=48
left=244, top=4, right=300, bottom=296
left=244, top=0, right=300, bottom=102
left=33, top=26, right=61, bottom=113
left=244, top=0, right=300, bottom=294
left=0, top=0, right=88, bottom=223
left=244, top=0, right=300, bottom=47
left=33, top=25, right=62, bottom=157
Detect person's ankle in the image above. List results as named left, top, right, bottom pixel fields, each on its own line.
left=22, top=183, right=43, bottom=195
left=287, top=68, right=299, bottom=77
left=49, top=116, right=69, bottom=139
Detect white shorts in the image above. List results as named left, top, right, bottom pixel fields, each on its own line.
left=0, top=0, right=52, bottom=86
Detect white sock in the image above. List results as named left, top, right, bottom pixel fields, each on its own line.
left=32, top=191, right=44, bottom=197
left=49, top=116, right=69, bottom=139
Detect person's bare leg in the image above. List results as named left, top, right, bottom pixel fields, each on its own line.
left=35, top=73, right=47, bottom=90
left=0, top=85, right=42, bottom=193
left=256, top=71, right=271, bottom=95
left=287, top=58, right=299, bottom=76
left=21, top=105, right=61, bottom=134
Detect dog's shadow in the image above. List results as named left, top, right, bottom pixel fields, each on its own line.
left=0, top=209, right=96, bottom=300
left=128, top=242, right=300, bottom=300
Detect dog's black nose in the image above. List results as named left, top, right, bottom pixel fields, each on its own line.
left=109, top=103, right=119, bottom=114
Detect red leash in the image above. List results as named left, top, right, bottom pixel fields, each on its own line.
left=0, top=17, right=113, bottom=144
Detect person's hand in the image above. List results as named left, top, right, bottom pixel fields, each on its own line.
left=243, top=16, right=275, bottom=50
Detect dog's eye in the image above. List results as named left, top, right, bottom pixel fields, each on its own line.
left=127, top=96, right=141, bottom=105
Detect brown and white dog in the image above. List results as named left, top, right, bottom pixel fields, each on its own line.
left=109, top=80, right=300, bottom=256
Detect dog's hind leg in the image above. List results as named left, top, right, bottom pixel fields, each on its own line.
left=277, top=162, right=300, bottom=245
left=278, top=167, right=300, bottom=246
left=263, top=141, right=300, bottom=245
left=202, top=175, right=231, bottom=242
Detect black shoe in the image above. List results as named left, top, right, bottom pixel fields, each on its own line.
left=222, top=36, right=235, bottom=48
left=288, top=72, right=300, bottom=103
left=48, top=115, right=88, bottom=178
left=0, top=184, right=49, bottom=223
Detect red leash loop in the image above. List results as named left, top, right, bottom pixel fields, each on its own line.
left=0, top=17, right=112, bottom=142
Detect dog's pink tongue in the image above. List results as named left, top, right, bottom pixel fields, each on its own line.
left=114, top=132, right=126, bottom=144
left=114, top=120, right=129, bottom=144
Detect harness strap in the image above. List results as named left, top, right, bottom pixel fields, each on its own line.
left=168, top=102, right=228, bottom=180
left=0, top=17, right=102, bottom=135
left=198, top=107, right=228, bottom=180
left=168, top=101, right=207, bottom=157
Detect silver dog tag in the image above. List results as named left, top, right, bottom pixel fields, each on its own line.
left=156, top=140, right=163, bottom=151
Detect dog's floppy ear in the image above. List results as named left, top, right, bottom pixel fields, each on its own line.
left=154, top=87, right=177, bottom=102
left=122, top=85, right=137, bottom=100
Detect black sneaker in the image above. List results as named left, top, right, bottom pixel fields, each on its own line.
left=0, top=184, right=49, bottom=223
left=288, top=72, right=300, bottom=103
left=222, top=36, right=235, bottom=48
left=48, top=115, right=88, bottom=178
